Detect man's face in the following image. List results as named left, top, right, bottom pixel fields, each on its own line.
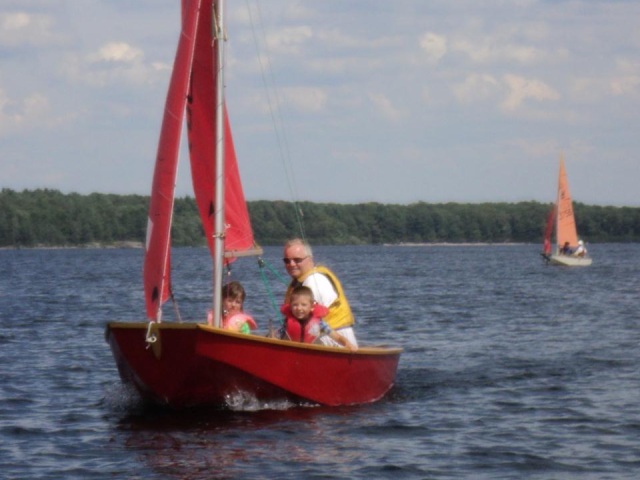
left=283, top=244, right=311, bottom=279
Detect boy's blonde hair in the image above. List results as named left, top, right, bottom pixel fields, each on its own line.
left=290, top=285, right=314, bottom=302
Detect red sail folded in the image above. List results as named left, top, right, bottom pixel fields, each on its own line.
left=187, top=2, right=255, bottom=260
left=143, top=0, right=202, bottom=320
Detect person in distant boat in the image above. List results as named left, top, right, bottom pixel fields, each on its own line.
left=282, top=238, right=358, bottom=347
left=573, top=240, right=587, bottom=257
left=560, top=241, right=572, bottom=255
left=207, top=281, right=257, bottom=333
left=280, top=286, right=357, bottom=351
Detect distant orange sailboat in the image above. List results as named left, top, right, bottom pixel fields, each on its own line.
left=542, top=155, right=592, bottom=266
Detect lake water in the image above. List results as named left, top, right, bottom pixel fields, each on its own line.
left=0, top=244, right=638, bottom=479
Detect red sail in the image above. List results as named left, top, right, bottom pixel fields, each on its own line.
left=555, top=157, right=578, bottom=249
left=187, top=1, right=256, bottom=261
left=542, top=206, right=555, bottom=255
left=143, top=0, right=202, bottom=320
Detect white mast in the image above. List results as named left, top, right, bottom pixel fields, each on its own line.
left=212, top=0, right=225, bottom=328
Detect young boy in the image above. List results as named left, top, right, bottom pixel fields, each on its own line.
left=280, top=286, right=357, bottom=351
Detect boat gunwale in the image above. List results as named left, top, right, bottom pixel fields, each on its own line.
left=105, top=321, right=403, bottom=355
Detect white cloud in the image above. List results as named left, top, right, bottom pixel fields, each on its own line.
left=89, top=42, right=143, bottom=63
left=1, top=11, right=29, bottom=28
left=501, top=74, right=560, bottom=111
left=568, top=77, right=606, bottom=103
left=368, top=92, right=403, bottom=122
left=452, top=73, right=500, bottom=104
left=0, top=11, right=62, bottom=47
left=610, top=76, right=640, bottom=96
left=0, top=87, right=51, bottom=136
left=452, top=36, right=545, bottom=65
left=60, top=42, right=168, bottom=87
left=283, top=87, right=327, bottom=112
left=281, top=2, right=315, bottom=22
left=419, top=32, right=447, bottom=64
left=320, top=29, right=398, bottom=50
left=266, top=26, right=312, bottom=55
left=610, top=57, right=640, bottom=96
left=615, top=57, right=640, bottom=74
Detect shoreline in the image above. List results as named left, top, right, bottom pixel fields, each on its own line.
left=0, top=241, right=144, bottom=250
left=383, top=242, right=528, bottom=247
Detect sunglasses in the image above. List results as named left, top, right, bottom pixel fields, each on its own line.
left=282, top=257, right=308, bottom=265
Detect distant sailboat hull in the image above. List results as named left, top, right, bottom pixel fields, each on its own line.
left=546, top=253, right=593, bottom=267
left=541, top=156, right=592, bottom=267
left=106, top=323, right=402, bottom=408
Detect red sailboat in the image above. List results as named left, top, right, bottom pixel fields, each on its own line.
left=541, top=155, right=592, bottom=266
left=105, top=0, right=402, bottom=408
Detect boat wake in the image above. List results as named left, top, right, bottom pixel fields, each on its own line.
left=223, top=390, right=304, bottom=412
left=102, top=382, right=147, bottom=411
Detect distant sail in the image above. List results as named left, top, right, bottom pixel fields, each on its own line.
left=555, top=157, right=578, bottom=250
left=543, top=207, right=555, bottom=255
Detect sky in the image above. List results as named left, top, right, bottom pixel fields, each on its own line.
left=1, top=0, right=639, bottom=206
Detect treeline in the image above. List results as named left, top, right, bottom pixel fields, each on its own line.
left=1, top=188, right=640, bottom=248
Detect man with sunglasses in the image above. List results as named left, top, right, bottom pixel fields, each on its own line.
left=282, top=238, right=358, bottom=347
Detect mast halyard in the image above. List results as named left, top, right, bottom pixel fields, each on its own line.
left=212, top=0, right=226, bottom=328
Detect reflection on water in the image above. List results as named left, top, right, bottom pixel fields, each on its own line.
left=114, top=400, right=366, bottom=479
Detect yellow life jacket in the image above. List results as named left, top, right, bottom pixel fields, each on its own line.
left=285, top=265, right=355, bottom=330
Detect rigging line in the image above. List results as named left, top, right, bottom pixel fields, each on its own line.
left=169, top=288, right=183, bottom=323
left=244, top=0, right=307, bottom=240
left=257, top=258, right=287, bottom=323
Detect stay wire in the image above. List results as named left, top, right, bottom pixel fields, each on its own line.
left=244, top=0, right=307, bottom=241
left=257, top=257, right=289, bottom=326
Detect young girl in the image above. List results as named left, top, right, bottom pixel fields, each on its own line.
left=280, top=286, right=357, bottom=351
left=207, top=281, right=257, bottom=334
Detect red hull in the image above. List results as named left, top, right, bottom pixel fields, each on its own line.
left=105, top=322, right=402, bottom=408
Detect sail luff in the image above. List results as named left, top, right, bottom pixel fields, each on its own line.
left=555, top=156, right=578, bottom=250
left=143, top=0, right=202, bottom=320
